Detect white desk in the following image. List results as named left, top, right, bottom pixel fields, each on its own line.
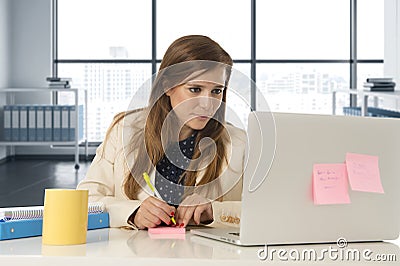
left=0, top=228, right=398, bottom=265
left=332, top=89, right=400, bottom=116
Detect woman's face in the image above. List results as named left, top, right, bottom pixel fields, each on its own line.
left=166, top=78, right=225, bottom=137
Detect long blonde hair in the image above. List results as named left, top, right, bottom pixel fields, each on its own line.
left=104, top=35, right=233, bottom=200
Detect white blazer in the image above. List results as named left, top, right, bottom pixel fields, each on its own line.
left=77, top=110, right=246, bottom=228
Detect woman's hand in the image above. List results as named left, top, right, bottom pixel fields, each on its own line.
left=176, top=193, right=213, bottom=227
left=133, top=196, right=176, bottom=229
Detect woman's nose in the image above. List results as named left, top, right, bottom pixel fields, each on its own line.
left=198, top=96, right=212, bottom=109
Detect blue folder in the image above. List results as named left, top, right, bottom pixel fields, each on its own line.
left=36, top=105, right=45, bottom=141
left=3, top=105, right=11, bottom=141
left=0, top=212, right=109, bottom=241
left=52, top=105, right=62, bottom=141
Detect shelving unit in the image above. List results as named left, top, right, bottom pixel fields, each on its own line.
left=332, top=89, right=400, bottom=116
left=0, top=88, right=88, bottom=170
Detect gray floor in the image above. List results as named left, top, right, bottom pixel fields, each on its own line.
left=0, top=159, right=91, bottom=208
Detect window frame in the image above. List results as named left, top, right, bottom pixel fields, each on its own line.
left=53, top=0, right=384, bottom=141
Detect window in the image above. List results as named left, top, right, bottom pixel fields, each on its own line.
left=257, top=63, right=349, bottom=114
left=357, top=0, right=384, bottom=84
left=157, top=0, right=250, bottom=60
left=357, top=0, right=383, bottom=59
left=256, top=0, right=349, bottom=59
left=56, top=0, right=384, bottom=142
left=58, top=0, right=151, bottom=59
left=57, top=63, right=151, bottom=141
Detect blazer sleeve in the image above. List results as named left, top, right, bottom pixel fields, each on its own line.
left=77, top=121, right=140, bottom=228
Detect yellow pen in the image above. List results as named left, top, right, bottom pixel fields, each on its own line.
left=143, top=172, right=176, bottom=225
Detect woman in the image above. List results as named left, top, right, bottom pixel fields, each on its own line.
left=77, top=35, right=246, bottom=229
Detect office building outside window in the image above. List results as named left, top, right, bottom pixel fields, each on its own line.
left=56, top=0, right=384, bottom=142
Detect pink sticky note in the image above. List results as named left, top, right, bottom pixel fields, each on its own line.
left=346, top=153, right=384, bottom=193
left=148, top=226, right=186, bottom=234
left=313, top=163, right=351, bottom=205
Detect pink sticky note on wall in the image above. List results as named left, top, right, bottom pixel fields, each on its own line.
left=313, top=163, right=351, bottom=205
left=345, top=153, right=384, bottom=193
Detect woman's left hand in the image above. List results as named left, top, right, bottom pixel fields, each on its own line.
left=176, top=193, right=213, bottom=227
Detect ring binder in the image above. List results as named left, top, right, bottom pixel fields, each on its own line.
left=0, top=202, right=105, bottom=221
left=0, top=202, right=108, bottom=241
left=0, top=213, right=109, bottom=241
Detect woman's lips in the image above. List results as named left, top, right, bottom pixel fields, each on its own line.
left=191, top=114, right=211, bottom=120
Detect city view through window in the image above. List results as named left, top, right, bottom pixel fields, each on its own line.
left=57, top=0, right=383, bottom=142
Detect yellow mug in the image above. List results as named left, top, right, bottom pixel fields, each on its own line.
left=42, top=189, right=88, bottom=245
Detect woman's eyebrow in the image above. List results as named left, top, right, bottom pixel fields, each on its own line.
left=186, top=82, right=225, bottom=88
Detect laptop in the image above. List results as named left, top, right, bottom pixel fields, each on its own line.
left=191, top=112, right=400, bottom=246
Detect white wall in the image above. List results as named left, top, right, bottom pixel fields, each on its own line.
left=9, top=0, right=51, bottom=88
left=9, top=0, right=52, bottom=106
left=0, top=0, right=9, bottom=87
left=384, top=0, right=400, bottom=85
left=0, top=0, right=9, bottom=160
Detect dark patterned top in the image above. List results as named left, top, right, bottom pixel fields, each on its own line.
left=155, top=131, right=197, bottom=206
